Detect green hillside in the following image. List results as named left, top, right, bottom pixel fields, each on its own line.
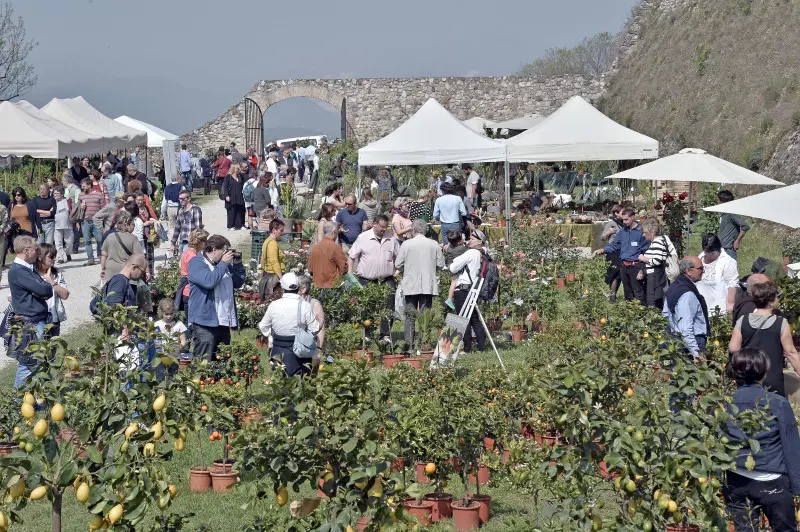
left=601, top=0, right=800, bottom=178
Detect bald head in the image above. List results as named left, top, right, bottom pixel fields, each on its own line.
left=679, top=256, right=703, bottom=282
left=122, top=253, right=147, bottom=280
left=747, top=273, right=769, bottom=287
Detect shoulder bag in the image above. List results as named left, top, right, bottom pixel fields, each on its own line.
left=293, top=300, right=317, bottom=359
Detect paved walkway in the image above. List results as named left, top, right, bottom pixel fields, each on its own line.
left=0, top=197, right=250, bottom=372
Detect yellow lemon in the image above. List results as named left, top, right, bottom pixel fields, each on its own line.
left=168, top=484, right=177, bottom=497
left=150, top=421, right=163, bottom=440
left=33, top=419, right=48, bottom=439
left=124, top=422, right=138, bottom=439
left=50, top=403, right=65, bottom=423
left=667, top=500, right=678, bottom=513
left=152, top=394, right=166, bottom=412
left=23, top=392, right=35, bottom=405
left=9, top=479, right=25, bottom=499
left=21, top=402, right=35, bottom=420
left=108, top=504, right=123, bottom=524
left=0, top=510, right=7, bottom=530
left=624, top=387, right=635, bottom=398
left=29, top=485, right=48, bottom=500
left=276, top=485, right=289, bottom=506
left=76, top=482, right=90, bottom=503
left=89, top=514, right=103, bottom=530
left=64, top=356, right=80, bottom=371
left=143, top=442, right=156, bottom=457
left=367, top=478, right=383, bottom=498
left=173, top=437, right=185, bottom=451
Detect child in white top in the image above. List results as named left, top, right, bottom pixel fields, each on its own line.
left=153, top=299, right=188, bottom=358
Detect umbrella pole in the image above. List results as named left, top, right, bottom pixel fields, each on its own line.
left=504, top=159, right=511, bottom=243
left=357, top=165, right=362, bottom=201
left=654, top=180, right=658, bottom=208
left=685, top=181, right=693, bottom=254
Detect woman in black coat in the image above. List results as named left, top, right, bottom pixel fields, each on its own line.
left=222, top=165, right=246, bottom=229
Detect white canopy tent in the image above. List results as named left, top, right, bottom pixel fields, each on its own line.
left=703, top=184, right=799, bottom=228
left=492, top=114, right=545, bottom=132
left=42, top=96, right=146, bottom=152
left=462, top=116, right=497, bottom=135
left=114, top=115, right=178, bottom=148
left=0, top=101, right=106, bottom=158
left=13, top=100, right=109, bottom=156
left=358, top=99, right=507, bottom=166
left=505, top=96, right=659, bottom=162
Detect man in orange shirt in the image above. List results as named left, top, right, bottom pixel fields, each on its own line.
left=307, top=221, right=347, bottom=288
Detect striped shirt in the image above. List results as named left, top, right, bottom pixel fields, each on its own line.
left=642, top=235, right=671, bottom=274
left=79, top=191, right=105, bottom=220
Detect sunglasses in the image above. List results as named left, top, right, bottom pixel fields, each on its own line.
left=179, top=197, right=189, bottom=201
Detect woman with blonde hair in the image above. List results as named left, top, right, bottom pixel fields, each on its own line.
left=176, top=229, right=209, bottom=316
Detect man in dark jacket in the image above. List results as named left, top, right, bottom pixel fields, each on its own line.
left=724, top=347, right=800, bottom=531
left=124, top=164, right=150, bottom=195
left=594, top=207, right=650, bottom=304
left=7, top=235, right=53, bottom=388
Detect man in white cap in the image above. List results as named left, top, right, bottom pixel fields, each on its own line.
left=258, top=272, right=320, bottom=377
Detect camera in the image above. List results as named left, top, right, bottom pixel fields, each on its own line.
left=230, top=250, right=242, bottom=261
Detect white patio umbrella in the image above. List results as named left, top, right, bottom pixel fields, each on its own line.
left=605, top=148, right=784, bottom=248
left=703, top=184, right=800, bottom=228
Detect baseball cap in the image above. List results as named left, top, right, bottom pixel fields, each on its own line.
left=280, top=272, right=299, bottom=291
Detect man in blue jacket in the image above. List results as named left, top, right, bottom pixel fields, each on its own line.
left=7, top=235, right=53, bottom=388
left=594, top=207, right=649, bottom=304
left=188, top=234, right=246, bottom=361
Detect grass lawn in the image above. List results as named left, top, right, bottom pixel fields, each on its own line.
left=0, top=325, right=569, bottom=531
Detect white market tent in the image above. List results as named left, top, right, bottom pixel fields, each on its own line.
left=505, top=96, right=659, bottom=162
left=114, top=115, right=178, bottom=148
left=462, top=116, right=497, bottom=135
left=13, top=100, right=108, bottom=156
left=703, top=184, right=800, bottom=228
left=492, top=114, right=545, bottom=131
left=0, top=101, right=106, bottom=158
left=358, top=98, right=507, bottom=166
left=42, top=96, right=146, bottom=152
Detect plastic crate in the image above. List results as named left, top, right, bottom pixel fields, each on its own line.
left=251, top=230, right=269, bottom=266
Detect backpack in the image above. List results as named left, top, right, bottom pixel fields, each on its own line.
left=478, top=252, right=499, bottom=301
left=476, top=176, right=484, bottom=195
left=243, top=180, right=256, bottom=202
left=663, top=236, right=680, bottom=282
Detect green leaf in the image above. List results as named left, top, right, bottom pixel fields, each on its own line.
left=296, top=426, right=314, bottom=441
left=58, top=462, right=78, bottom=487
left=342, top=437, right=358, bottom=454
left=85, top=446, right=102, bottom=464
left=563, top=375, right=574, bottom=388
left=359, top=409, right=375, bottom=424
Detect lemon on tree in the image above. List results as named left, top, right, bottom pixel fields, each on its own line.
left=276, top=485, right=289, bottom=506
left=33, top=419, right=48, bottom=439
left=76, top=482, right=90, bottom=503
left=29, top=485, right=48, bottom=500
left=152, top=393, right=166, bottom=412
left=50, top=403, right=65, bottom=423
left=20, top=402, right=35, bottom=420
left=89, top=514, right=104, bottom=531
left=108, top=504, right=123, bottom=524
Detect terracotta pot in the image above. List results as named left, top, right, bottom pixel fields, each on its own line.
left=556, top=278, right=567, bottom=290
left=189, top=467, right=212, bottom=492
left=419, top=350, right=434, bottom=361
left=520, top=421, right=536, bottom=440
left=565, top=272, right=575, bottom=282
left=415, top=462, right=431, bottom=484
left=294, top=222, right=303, bottom=233
left=352, top=350, right=375, bottom=363
left=210, top=468, right=238, bottom=492
left=355, top=516, right=370, bottom=532
left=0, top=442, right=18, bottom=456
left=468, top=465, right=490, bottom=486
left=402, top=499, right=435, bottom=527
left=423, top=492, right=453, bottom=521
left=213, top=459, right=234, bottom=472
left=502, top=448, right=510, bottom=464
left=468, top=493, right=491, bottom=523
left=382, top=353, right=405, bottom=369
left=451, top=500, right=481, bottom=531
left=541, top=435, right=560, bottom=448
left=510, top=327, right=526, bottom=342
left=665, top=526, right=700, bottom=532
left=405, top=357, right=423, bottom=369
left=483, top=436, right=495, bottom=451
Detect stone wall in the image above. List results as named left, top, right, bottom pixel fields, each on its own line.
left=181, top=75, right=604, bottom=153
left=612, top=0, right=687, bottom=73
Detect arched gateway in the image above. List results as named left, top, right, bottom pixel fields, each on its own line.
left=181, top=76, right=604, bottom=153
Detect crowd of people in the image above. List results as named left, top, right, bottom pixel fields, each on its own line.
left=5, top=143, right=800, bottom=530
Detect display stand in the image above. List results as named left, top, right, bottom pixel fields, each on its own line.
left=430, top=276, right=505, bottom=371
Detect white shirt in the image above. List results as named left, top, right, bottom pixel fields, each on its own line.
left=258, top=293, right=320, bottom=338
left=696, top=250, right=738, bottom=314
left=305, top=145, right=317, bottom=159
left=466, top=171, right=480, bottom=199
left=449, top=248, right=483, bottom=286
left=266, top=158, right=278, bottom=175
left=154, top=319, right=187, bottom=338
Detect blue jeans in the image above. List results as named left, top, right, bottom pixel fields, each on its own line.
left=182, top=171, right=193, bottom=192
left=440, top=222, right=462, bottom=246
left=13, top=320, right=47, bottom=389
left=82, top=220, right=102, bottom=260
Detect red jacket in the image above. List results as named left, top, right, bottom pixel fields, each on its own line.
left=211, top=156, right=231, bottom=178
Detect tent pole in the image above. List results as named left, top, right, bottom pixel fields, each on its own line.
left=357, top=165, right=362, bottom=201
left=504, top=159, right=511, bottom=243
left=685, top=181, right=693, bottom=254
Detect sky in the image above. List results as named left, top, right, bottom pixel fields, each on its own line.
left=8, top=0, right=638, bottom=140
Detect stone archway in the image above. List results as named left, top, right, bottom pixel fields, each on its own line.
left=245, top=82, right=356, bottom=142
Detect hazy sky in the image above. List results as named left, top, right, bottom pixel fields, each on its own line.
left=9, top=0, right=637, bottom=138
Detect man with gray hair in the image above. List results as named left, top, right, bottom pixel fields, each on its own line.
left=307, top=221, right=347, bottom=288
left=395, top=218, right=445, bottom=348
left=662, top=256, right=711, bottom=360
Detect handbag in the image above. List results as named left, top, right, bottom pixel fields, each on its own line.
left=156, top=221, right=169, bottom=243
left=292, top=300, right=317, bottom=359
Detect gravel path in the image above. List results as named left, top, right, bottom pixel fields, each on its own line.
left=0, top=197, right=250, bottom=372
